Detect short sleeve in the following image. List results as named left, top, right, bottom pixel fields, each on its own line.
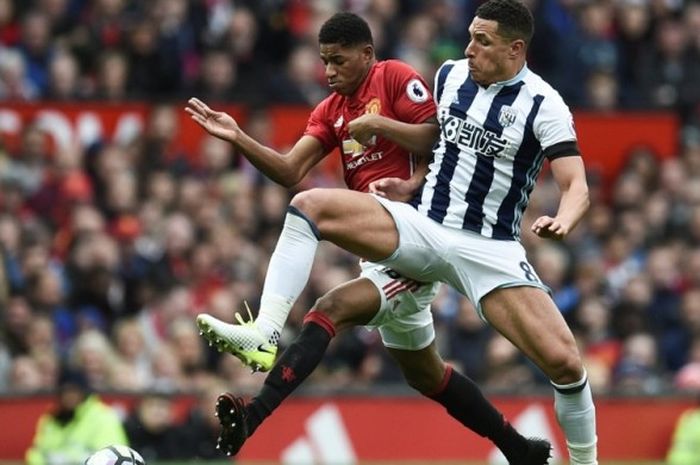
left=303, top=100, right=336, bottom=153
left=533, top=92, right=577, bottom=151
left=433, top=60, right=457, bottom=106
left=384, top=60, right=436, bottom=124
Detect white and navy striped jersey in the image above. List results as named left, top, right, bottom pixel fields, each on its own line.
left=412, top=59, right=580, bottom=240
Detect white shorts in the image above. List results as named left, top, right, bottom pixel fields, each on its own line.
left=360, top=261, right=440, bottom=351
left=372, top=196, right=550, bottom=320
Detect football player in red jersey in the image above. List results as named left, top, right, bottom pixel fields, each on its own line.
left=186, top=12, right=550, bottom=464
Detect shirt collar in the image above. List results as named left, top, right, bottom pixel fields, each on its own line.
left=489, top=63, right=529, bottom=88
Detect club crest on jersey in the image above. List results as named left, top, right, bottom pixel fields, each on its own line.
left=498, top=106, right=517, bottom=128
left=406, top=79, right=429, bottom=103
left=365, top=97, right=381, bottom=114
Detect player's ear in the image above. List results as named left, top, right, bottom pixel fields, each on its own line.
left=509, top=39, right=525, bottom=58
left=362, top=44, right=374, bottom=61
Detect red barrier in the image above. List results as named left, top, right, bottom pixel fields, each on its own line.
left=575, top=112, right=679, bottom=184
left=0, top=104, right=678, bottom=187
left=0, top=394, right=693, bottom=461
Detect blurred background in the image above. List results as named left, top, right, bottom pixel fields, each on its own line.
left=1, top=0, right=700, bottom=463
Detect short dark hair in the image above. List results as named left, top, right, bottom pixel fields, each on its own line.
left=318, top=12, right=373, bottom=47
left=475, top=0, right=534, bottom=44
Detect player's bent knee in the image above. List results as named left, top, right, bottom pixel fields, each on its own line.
left=546, top=350, right=585, bottom=384
left=290, top=189, right=337, bottom=222
left=289, top=190, right=321, bottom=219
left=313, top=293, right=347, bottom=327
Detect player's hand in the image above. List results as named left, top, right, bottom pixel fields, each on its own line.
left=186, top=97, right=240, bottom=141
left=531, top=215, right=569, bottom=240
left=348, top=114, right=379, bottom=146
left=369, top=177, right=416, bottom=202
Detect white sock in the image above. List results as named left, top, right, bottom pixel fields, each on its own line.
left=255, top=207, right=320, bottom=342
left=552, top=371, right=598, bottom=465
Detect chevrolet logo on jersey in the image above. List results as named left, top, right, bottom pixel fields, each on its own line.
left=342, top=138, right=365, bottom=157
left=342, top=136, right=377, bottom=158
left=440, top=112, right=509, bottom=158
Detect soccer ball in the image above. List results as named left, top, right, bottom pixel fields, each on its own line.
left=84, top=445, right=145, bottom=465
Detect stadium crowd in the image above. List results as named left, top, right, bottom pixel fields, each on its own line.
left=2, top=0, right=700, bottom=404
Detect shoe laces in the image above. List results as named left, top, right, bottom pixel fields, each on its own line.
left=233, top=301, right=256, bottom=327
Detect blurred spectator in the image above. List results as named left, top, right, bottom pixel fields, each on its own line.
left=179, top=375, right=228, bottom=459
left=637, top=17, right=700, bottom=121
left=7, top=123, right=51, bottom=196
left=614, top=332, right=664, bottom=394
left=112, top=318, right=151, bottom=390
left=66, top=232, right=123, bottom=331
left=268, top=42, right=328, bottom=106
left=168, top=317, right=206, bottom=383
left=123, top=18, right=170, bottom=99
left=218, top=6, right=268, bottom=102
left=573, top=296, right=620, bottom=390
left=583, top=69, right=619, bottom=111
left=395, top=12, right=439, bottom=81
left=93, top=51, right=130, bottom=101
left=646, top=245, right=684, bottom=335
left=568, top=0, right=618, bottom=106
left=533, top=242, right=571, bottom=312
left=7, top=355, right=43, bottom=392
left=615, top=0, right=651, bottom=107
left=132, top=103, right=191, bottom=178
left=45, top=49, right=81, bottom=100
left=446, top=295, right=491, bottom=381
left=3, top=294, right=36, bottom=355
left=663, top=288, right=700, bottom=372
left=482, top=333, right=538, bottom=392
left=124, top=393, right=182, bottom=461
left=25, top=367, right=128, bottom=465
left=0, top=0, right=20, bottom=46
left=0, top=47, right=39, bottom=99
left=188, top=48, right=245, bottom=103
left=18, top=10, right=55, bottom=95
left=69, top=330, right=119, bottom=390
left=674, top=337, right=700, bottom=392
left=149, top=342, right=186, bottom=392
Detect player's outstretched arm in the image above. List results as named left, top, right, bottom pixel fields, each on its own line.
left=531, top=155, right=589, bottom=240
left=186, top=97, right=326, bottom=187
left=186, top=97, right=241, bottom=141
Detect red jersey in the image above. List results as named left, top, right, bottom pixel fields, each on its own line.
left=304, top=60, right=436, bottom=192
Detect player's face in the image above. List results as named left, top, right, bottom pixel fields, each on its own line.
left=319, top=43, right=373, bottom=96
left=464, top=17, right=521, bottom=86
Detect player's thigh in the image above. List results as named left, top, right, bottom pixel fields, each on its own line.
left=314, top=277, right=382, bottom=332
left=386, top=341, right=446, bottom=393
left=481, top=286, right=583, bottom=383
left=372, top=195, right=454, bottom=282
left=292, top=188, right=398, bottom=262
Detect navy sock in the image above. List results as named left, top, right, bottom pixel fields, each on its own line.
left=428, top=366, right=529, bottom=462
left=246, top=313, right=335, bottom=434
